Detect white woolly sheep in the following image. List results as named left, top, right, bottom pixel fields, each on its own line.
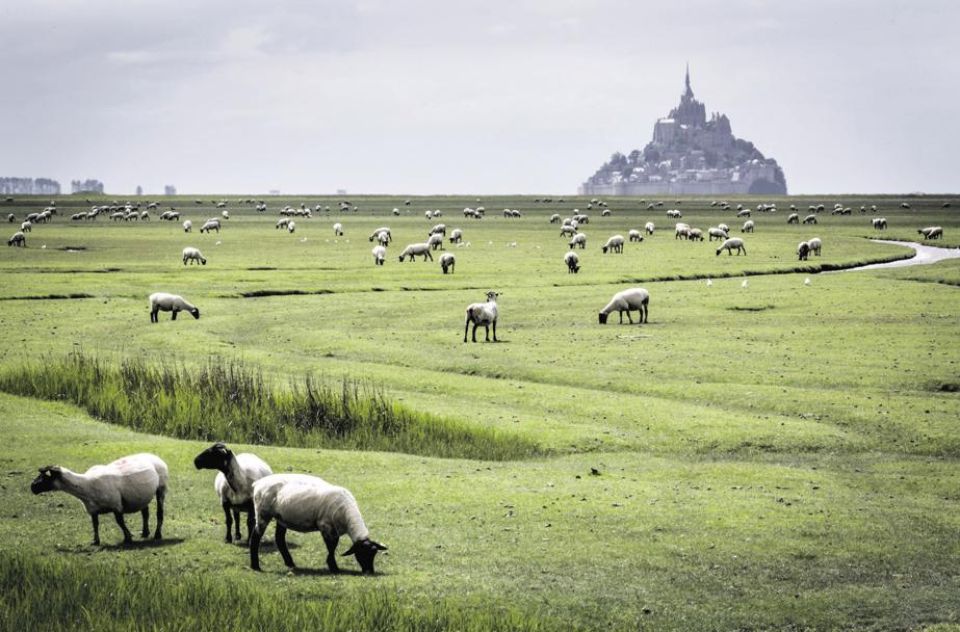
left=686, top=228, right=704, bottom=242
left=741, top=220, right=755, bottom=233
left=549, top=214, right=561, bottom=223
left=449, top=228, right=463, bottom=243
left=182, top=247, right=207, bottom=266
left=374, top=231, right=390, bottom=247
left=183, top=219, right=193, bottom=233
left=808, top=237, right=822, bottom=256
left=628, top=229, right=643, bottom=242
left=736, top=209, right=751, bottom=218
left=333, top=222, right=343, bottom=236
left=30, top=453, right=168, bottom=545
left=708, top=227, right=728, bottom=241
left=149, top=292, right=200, bottom=322
left=797, top=241, right=810, bottom=261
left=601, top=209, right=611, bottom=217
left=20, top=221, right=32, bottom=232
left=368, top=227, right=391, bottom=243
left=428, top=233, right=444, bottom=250
left=598, top=287, right=649, bottom=325
left=464, top=291, right=499, bottom=342
left=716, top=237, right=747, bottom=256
left=276, top=218, right=290, bottom=229
left=429, top=223, right=447, bottom=236
left=221, top=210, right=230, bottom=220
left=372, top=245, right=387, bottom=265
left=249, top=473, right=387, bottom=574
left=8, top=231, right=26, bottom=247
left=560, top=225, right=577, bottom=237
left=918, top=226, right=943, bottom=240
left=674, top=222, right=690, bottom=239
left=564, top=251, right=580, bottom=273
left=872, top=217, right=887, bottom=230
left=288, top=221, right=296, bottom=233
left=399, top=242, right=433, bottom=262
left=602, top=235, right=625, bottom=254
left=6, top=213, right=14, bottom=223
left=645, top=222, right=655, bottom=235
left=569, top=233, right=587, bottom=250
left=803, top=214, right=818, bottom=225
left=666, top=209, right=682, bottom=218
left=194, top=443, right=273, bottom=544
left=440, top=252, right=456, bottom=274
left=787, top=213, right=799, bottom=224
left=718, top=223, right=730, bottom=233
left=200, top=219, right=221, bottom=233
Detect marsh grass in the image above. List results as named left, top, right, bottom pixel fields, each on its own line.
left=0, top=351, right=541, bottom=460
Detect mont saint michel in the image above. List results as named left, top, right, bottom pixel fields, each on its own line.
left=580, top=67, right=787, bottom=196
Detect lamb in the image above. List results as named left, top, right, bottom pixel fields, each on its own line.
left=787, top=213, right=799, bottom=224
left=464, top=291, right=499, bottom=342
left=193, top=443, right=273, bottom=544
left=708, top=227, right=728, bottom=241
left=449, top=228, right=463, bottom=243
left=428, top=233, right=444, bottom=250
left=598, top=287, right=649, bottom=325
left=249, top=473, right=387, bottom=574
left=8, top=231, right=26, bottom=247
left=372, top=245, right=387, bottom=265
left=644, top=222, right=655, bottom=235
left=30, top=453, right=168, bottom=545
left=440, top=252, right=456, bottom=274
left=807, top=237, right=822, bottom=256
left=628, top=229, right=644, bottom=242
left=183, top=219, right=193, bottom=233
left=797, top=241, right=810, bottom=261
left=149, top=292, right=200, bottom=322
left=398, top=242, right=433, bottom=262
left=741, top=220, right=755, bottom=233
left=918, top=226, right=943, bottom=240
left=564, top=251, right=580, bottom=273
left=602, top=235, right=625, bottom=253
left=802, top=214, right=818, bottom=225
left=872, top=217, right=887, bottom=230
left=287, top=220, right=296, bottom=233
left=569, top=233, right=587, bottom=249
left=200, top=219, right=221, bottom=233
left=333, top=222, right=343, bottom=236
left=182, top=247, right=207, bottom=266
left=368, top=227, right=391, bottom=243
left=716, top=237, right=747, bottom=256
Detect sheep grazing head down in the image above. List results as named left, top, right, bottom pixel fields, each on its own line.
left=193, top=442, right=231, bottom=472
left=343, top=538, right=388, bottom=574
left=30, top=466, right=62, bottom=494
left=188, top=306, right=201, bottom=319
left=598, top=312, right=609, bottom=325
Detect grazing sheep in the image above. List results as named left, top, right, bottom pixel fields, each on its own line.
left=333, top=222, right=343, bottom=236
left=686, top=228, right=704, bottom=242
left=569, top=233, right=587, bottom=250
left=221, top=210, right=229, bottom=220
left=464, top=291, right=499, bottom=342
left=736, top=209, right=751, bottom=218
left=549, top=214, right=561, bottom=224
left=30, top=453, right=168, bottom=545
left=560, top=225, right=577, bottom=237
left=802, top=214, right=818, bottom=225
left=149, top=292, right=200, bottom=322
left=249, top=473, right=387, bottom=574
left=716, top=237, right=747, bottom=256
left=787, top=213, right=799, bottom=224
left=628, top=229, right=644, bottom=242
left=644, top=222, right=655, bottom=235
left=368, top=227, right=392, bottom=243
left=602, top=235, right=625, bottom=253
left=428, top=233, right=444, bottom=250
left=741, top=220, right=755, bottom=233
left=666, top=209, right=682, bottom=218
left=276, top=218, right=290, bottom=230
left=708, top=227, right=728, bottom=241
left=718, top=223, right=729, bottom=233
left=872, top=217, right=887, bottom=230
left=6, top=213, right=14, bottom=223
left=429, top=223, right=447, bottom=236
left=440, top=252, right=456, bottom=274
left=8, top=231, right=26, bottom=247
left=193, top=443, right=273, bottom=544
left=20, top=221, right=32, bottom=233
left=918, top=226, right=943, bottom=240
left=449, top=228, right=463, bottom=244
left=287, top=221, right=296, bottom=234
left=372, top=230, right=390, bottom=247
left=564, top=251, right=580, bottom=273
left=598, top=288, right=649, bottom=325
left=674, top=222, right=690, bottom=239
left=808, top=237, right=822, bottom=256
left=182, top=247, right=207, bottom=266
left=797, top=241, right=810, bottom=261
left=200, top=219, right=221, bottom=233
left=601, top=209, right=611, bottom=217
left=371, top=245, right=386, bottom=265
left=398, top=242, right=433, bottom=262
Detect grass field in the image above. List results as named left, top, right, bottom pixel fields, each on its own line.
left=1, top=193, right=959, bottom=630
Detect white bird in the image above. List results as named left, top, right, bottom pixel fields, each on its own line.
left=804, top=277, right=811, bottom=286
left=300, top=238, right=308, bottom=243
left=215, top=240, right=222, bottom=245
left=706, top=278, right=713, bottom=287
left=741, top=279, right=749, bottom=289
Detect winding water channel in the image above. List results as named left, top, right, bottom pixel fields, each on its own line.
left=837, top=239, right=960, bottom=272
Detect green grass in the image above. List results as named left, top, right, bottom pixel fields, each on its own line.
left=1, top=193, right=959, bottom=630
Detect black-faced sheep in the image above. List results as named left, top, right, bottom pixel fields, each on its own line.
left=741, top=220, right=755, bottom=233
left=193, top=443, right=273, bottom=544
left=440, top=252, right=455, bottom=274
left=372, top=245, right=386, bottom=265
left=797, top=241, right=810, bottom=261
left=602, top=235, right=625, bottom=253
left=716, top=238, right=747, bottom=256
left=918, top=226, right=943, bottom=240
left=564, top=251, right=580, bottom=273
left=569, top=233, right=587, bottom=249
left=808, top=237, right=822, bottom=256
left=598, top=288, right=649, bottom=325
left=182, top=247, right=207, bottom=265
left=200, top=219, right=221, bottom=233
left=149, top=292, right=200, bottom=322
left=628, top=229, right=644, bottom=243
left=464, top=291, right=499, bottom=342
left=8, top=231, right=25, bottom=247
left=399, top=243, right=433, bottom=262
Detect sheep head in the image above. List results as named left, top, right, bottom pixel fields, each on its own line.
left=193, top=442, right=231, bottom=472
left=189, top=307, right=201, bottom=319
left=598, top=312, right=609, bottom=325
left=30, top=466, right=62, bottom=494
left=343, top=538, right=388, bottom=574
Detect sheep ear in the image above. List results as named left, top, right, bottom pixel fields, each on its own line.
left=371, top=540, right=388, bottom=551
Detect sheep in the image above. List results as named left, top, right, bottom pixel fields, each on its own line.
left=373, top=231, right=390, bottom=247
left=560, top=225, right=577, bottom=238
left=787, top=213, right=799, bottom=224
left=193, top=443, right=273, bottom=544
left=686, top=228, right=704, bottom=242
left=872, top=217, right=887, bottom=230
left=802, top=214, right=818, bottom=225
left=398, top=242, right=433, bottom=262
left=628, top=229, right=644, bottom=242
left=368, top=227, right=391, bottom=243
left=8, top=231, right=26, bottom=247
left=333, top=222, right=343, bottom=236
left=918, top=226, right=943, bottom=240
left=428, top=233, right=444, bottom=250
left=440, top=252, right=456, bottom=274
left=666, top=209, right=682, bottom=218
left=564, top=251, right=580, bottom=273
left=449, top=228, right=463, bottom=244
left=718, top=223, right=730, bottom=233
left=21, top=220, right=33, bottom=233
left=549, top=214, right=561, bottom=224
left=708, top=227, right=728, bottom=241
left=602, top=235, right=625, bottom=254
left=200, top=219, right=221, bottom=233
left=674, top=222, right=690, bottom=239
left=429, top=223, right=447, bottom=236
left=808, top=237, right=822, bottom=256
left=221, top=210, right=230, bottom=220
left=288, top=220, right=296, bottom=233
left=741, top=220, right=755, bottom=233
left=716, top=237, right=747, bottom=256
left=30, top=453, right=168, bottom=545
left=569, top=233, right=587, bottom=250
left=6, top=213, right=14, bottom=223
left=464, top=291, right=499, bottom=342
left=736, top=209, right=751, bottom=218
left=183, top=219, right=193, bottom=233
left=149, top=292, right=200, bottom=322
left=276, top=218, right=290, bottom=230
left=598, top=287, right=649, bottom=325
left=601, top=209, right=612, bottom=217
left=182, top=247, right=207, bottom=266
left=644, top=221, right=655, bottom=235
left=797, top=241, right=810, bottom=261
left=372, top=245, right=387, bottom=265
left=249, top=473, right=387, bottom=574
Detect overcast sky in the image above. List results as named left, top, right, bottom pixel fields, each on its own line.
left=1, top=0, right=956, bottom=195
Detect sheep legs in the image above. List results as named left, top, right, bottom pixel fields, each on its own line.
left=275, top=524, right=296, bottom=568
left=90, top=514, right=101, bottom=546
left=222, top=503, right=242, bottom=543
left=250, top=515, right=271, bottom=571
left=150, top=309, right=159, bottom=323
left=113, top=512, right=134, bottom=543
left=323, top=533, right=341, bottom=573
left=154, top=487, right=165, bottom=540
left=140, top=506, right=150, bottom=538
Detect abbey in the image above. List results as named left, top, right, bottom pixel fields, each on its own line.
left=580, top=67, right=787, bottom=196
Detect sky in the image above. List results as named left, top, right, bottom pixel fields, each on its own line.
left=1, top=0, right=957, bottom=195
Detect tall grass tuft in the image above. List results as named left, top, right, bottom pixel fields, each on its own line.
left=0, top=552, right=553, bottom=632
left=0, top=351, right=542, bottom=460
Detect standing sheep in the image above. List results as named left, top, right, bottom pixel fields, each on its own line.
left=797, top=241, right=810, bottom=261
left=288, top=221, right=296, bottom=234
left=428, top=233, right=444, bottom=251
left=708, top=227, right=728, bottom=241
left=872, top=217, right=887, bottom=230
left=807, top=237, right=822, bottom=256
left=564, top=251, right=580, bottom=273
left=716, top=238, right=747, bottom=256
left=249, top=473, right=387, bottom=574
left=193, top=443, right=273, bottom=544
left=30, top=453, right=168, bottom=545
left=918, top=226, right=943, bottom=240
left=149, top=292, right=200, bottom=322
left=399, top=242, right=433, bottom=262
left=449, top=228, right=463, bottom=244
left=464, top=291, right=499, bottom=343
left=598, top=288, right=649, bottom=325
left=183, top=219, right=193, bottom=233
left=371, top=245, right=386, bottom=265
left=787, top=213, right=799, bottom=224
left=368, top=227, right=392, bottom=243
left=644, top=222, right=655, bottom=235
left=182, top=247, right=207, bottom=265
left=440, top=252, right=456, bottom=274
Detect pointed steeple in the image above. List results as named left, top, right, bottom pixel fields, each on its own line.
left=683, top=62, right=693, bottom=99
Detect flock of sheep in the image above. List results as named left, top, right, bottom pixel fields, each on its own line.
left=30, top=443, right=387, bottom=574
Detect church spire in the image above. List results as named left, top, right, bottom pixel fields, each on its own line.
left=684, top=62, right=693, bottom=98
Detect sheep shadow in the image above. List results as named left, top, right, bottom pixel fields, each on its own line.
left=64, top=537, right=187, bottom=553
left=254, top=539, right=301, bottom=553
left=289, top=567, right=379, bottom=578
